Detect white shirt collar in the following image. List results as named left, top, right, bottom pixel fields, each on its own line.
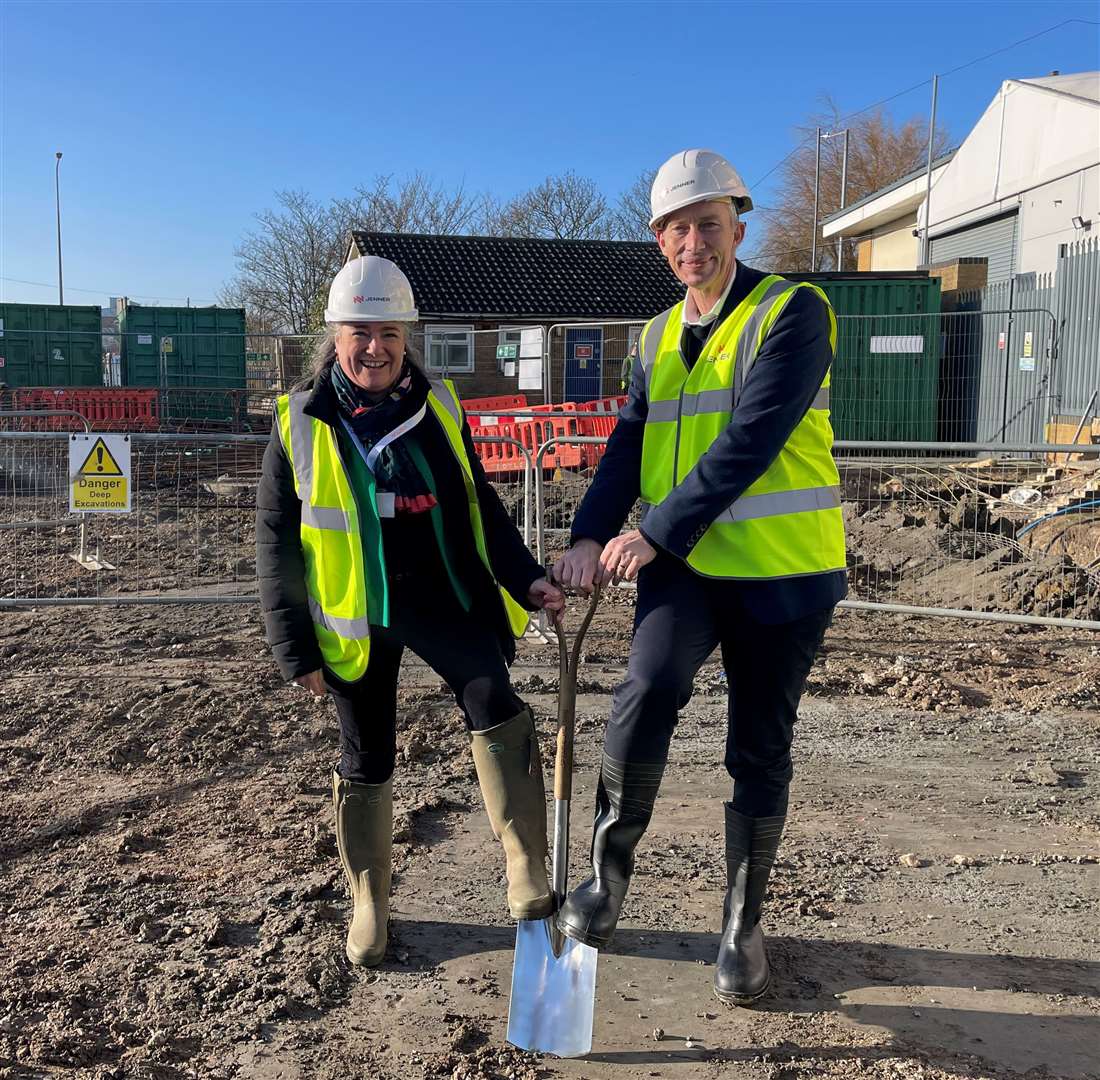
left=682, top=261, right=737, bottom=328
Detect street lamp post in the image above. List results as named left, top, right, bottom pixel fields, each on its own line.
left=812, top=130, right=850, bottom=272
left=54, top=151, right=64, bottom=305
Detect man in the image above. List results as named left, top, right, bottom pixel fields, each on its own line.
left=553, top=149, right=846, bottom=1005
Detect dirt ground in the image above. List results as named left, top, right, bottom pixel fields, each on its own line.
left=1, top=590, right=1097, bottom=1080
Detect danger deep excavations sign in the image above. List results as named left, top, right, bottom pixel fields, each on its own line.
left=69, top=434, right=132, bottom=513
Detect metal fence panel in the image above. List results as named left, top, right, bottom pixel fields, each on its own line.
left=1054, top=236, right=1100, bottom=417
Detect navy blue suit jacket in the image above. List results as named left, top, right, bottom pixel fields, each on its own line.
left=570, top=261, right=847, bottom=624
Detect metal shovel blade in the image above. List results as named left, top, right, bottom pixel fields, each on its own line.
left=507, top=916, right=597, bottom=1057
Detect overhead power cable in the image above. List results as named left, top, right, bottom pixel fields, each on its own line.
left=750, top=18, right=1099, bottom=188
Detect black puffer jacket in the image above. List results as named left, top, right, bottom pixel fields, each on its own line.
left=256, top=363, right=543, bottom=681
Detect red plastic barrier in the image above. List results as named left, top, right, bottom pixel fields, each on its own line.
left=515, top=415, right=585, bottom=469
left=575, top=395, right=627, bottom=414
left=6, top=387, right=160, bottom=431
left=461, top=394, right=528, bottom=412
left=473, top=422, right=528, bottom=475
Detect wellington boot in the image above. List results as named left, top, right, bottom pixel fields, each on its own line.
left=332, top=771, right=393, bottom=967
left=470, top=709, right=552, bottom=920
left=556, top=755, right=665, bottom=948
left=714, top=807, right=785, bottom=1005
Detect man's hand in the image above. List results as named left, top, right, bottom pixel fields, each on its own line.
left=293, top=670, right=327, bottom=697
left=599, top=529, right=657, bottom=584
left=553, top=539, right=603, bottom=593
left=527, top=577, right=565, bottom=617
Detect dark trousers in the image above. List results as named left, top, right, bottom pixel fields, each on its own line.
left=325, top=575, right=523, bottom=784
left=603, top=556, right=832, bottom=817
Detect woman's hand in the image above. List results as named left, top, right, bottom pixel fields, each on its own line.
left=293, top=670, right=327, bottom=697
left=527, top=577, right=566, bottom=618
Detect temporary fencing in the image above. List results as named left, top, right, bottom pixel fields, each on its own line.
left=1, top=425, right=1098, bottom=630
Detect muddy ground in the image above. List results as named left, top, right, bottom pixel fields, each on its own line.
left=1, top=591, right=1097, bottom=1080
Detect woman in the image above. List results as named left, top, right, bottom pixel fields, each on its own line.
left=256, top=255, right=564, bottom=967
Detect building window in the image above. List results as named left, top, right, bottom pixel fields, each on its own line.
left=497, top=328, right=524, bottom=373
left=425, top=324, right=474, bottom=373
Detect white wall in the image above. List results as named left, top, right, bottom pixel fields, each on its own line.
left=1019, top=164, right=1099, bottom=274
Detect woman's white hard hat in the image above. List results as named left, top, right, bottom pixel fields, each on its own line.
left=649, top=149, right=753, bottom=228
left=324, top=256, right=418, bottom=324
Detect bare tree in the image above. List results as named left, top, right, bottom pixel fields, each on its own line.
left=223, top=176, right=488, bottom=334
left=611, top=169, right=657, bottom=241
left=495, top=171, right=614, bottom=240
left=746, top=97, right=952, bottom=272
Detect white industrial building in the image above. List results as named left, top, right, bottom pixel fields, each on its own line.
left=823, top=71, right=1100, bottom=281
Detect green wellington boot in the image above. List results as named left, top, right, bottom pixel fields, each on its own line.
left=470, top=709, right=553, bottom=920
left=332, top=772, right=393, bottom=966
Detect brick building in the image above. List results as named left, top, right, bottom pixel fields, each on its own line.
left=347, top=231, right=683, bottom=403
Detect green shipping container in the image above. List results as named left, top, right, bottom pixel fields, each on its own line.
left=118, top=303, right=246, bottom=423
left=0, top=303, right=104, bottom=388
left=793, top=273, right=943, bottom=442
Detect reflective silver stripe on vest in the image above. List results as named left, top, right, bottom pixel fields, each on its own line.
left=733, top=279, right=799, bottom=407
left=811, top=386, right=830, bottom=411
left=286, top=393, right=352, bottom=529
left=301, top=504, right=351, bottom=531
left=286, top=393, right=315, bottom=499
left=307, top=595, right=371, bottom=640
left=681, top=386, right=733, bottom=417
left=646, top=399, right=680, bottom=423
left=426, top=377, right=463, bottom=427
left=640, top=307, right=675, bottom=402
left=715, top=484, right=841, bottom=525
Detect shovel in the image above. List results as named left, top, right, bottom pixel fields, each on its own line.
left=506, top=585, right=601, bottom=1058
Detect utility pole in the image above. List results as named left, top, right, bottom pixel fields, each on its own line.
left=921, top=74, right=939, bottom=265
left=836, top=129, right=849, bottom=270
left=811, top=128, right=821, bottom=271
left=55, top=152, right=64, bottom=304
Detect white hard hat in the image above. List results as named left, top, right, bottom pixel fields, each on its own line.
left=324, top=256, right=418, bottom=324
left=649, top=149, right=753, bottom=228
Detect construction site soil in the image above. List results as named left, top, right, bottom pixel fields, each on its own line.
left=1, top=590, right=1097, bottom=1080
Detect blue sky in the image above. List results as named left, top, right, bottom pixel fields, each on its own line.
left=2, top=0, right=1097, bottom=310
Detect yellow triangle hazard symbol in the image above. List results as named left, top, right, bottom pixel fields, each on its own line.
left=77, top=437, right=124, bottom=476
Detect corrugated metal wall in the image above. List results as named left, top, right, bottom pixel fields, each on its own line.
left=1054, top=237, right=1100, bottom=417
left=956, top=237, right=1099, bottom=442
left=931, top=212, right=1019, bottom=283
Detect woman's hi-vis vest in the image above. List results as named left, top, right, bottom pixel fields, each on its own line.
left=276, top=375, right=530, bottom=681
left=639, top=275, right=846, bottom=580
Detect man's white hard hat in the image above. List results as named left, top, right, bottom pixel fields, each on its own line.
left=649, top=149, right=753, bottom=228
left=324, top=256, right=418, bottom=324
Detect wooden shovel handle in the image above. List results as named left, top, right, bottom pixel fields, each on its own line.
left=554, top=585, right=601, bottom=801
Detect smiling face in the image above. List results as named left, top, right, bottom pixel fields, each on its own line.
left=333, top=322, right=407, bottom=396
left=655, top=198, right=745, bottom=298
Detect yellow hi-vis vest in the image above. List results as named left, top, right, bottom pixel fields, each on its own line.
left=275, top=375, right=530, bottom=681
left=639, top=275, right=846, bottom=580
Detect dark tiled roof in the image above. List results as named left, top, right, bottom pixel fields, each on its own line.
left=350, top=231, right=684, bottom=320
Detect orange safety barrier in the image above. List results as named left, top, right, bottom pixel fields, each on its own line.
left=514, top=415, right=586, bottom=470
left=575, top=395, right=627, bottom=414
left=472, top=422, right=528, bottom=475
left=576, top=413, right=618, bottom=468
left=462, top=394, right=528, bottom=412
left=7, top=388, right=160, bottom=431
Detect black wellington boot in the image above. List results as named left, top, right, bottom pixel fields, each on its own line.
left=713, top=806, right=785, bottom=1005
left=556, top=755, right=665, bottom=948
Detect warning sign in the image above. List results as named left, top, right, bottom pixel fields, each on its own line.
left=69, top=434, right=131, bottom=513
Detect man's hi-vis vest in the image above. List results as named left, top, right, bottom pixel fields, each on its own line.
left=276, top=375, right=530, bottom=682
left=639, top=275, right=846, bottom=580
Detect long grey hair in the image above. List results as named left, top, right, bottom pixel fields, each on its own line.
left=295, top=323, right=423, bottom=391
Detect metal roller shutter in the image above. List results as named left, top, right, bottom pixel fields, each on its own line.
left=930, top=212, right=1018, bottom=283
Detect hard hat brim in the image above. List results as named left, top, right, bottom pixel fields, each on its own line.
left=324, top=307, right=419, bottom=325
left=649, top=192, right=753, bottom=229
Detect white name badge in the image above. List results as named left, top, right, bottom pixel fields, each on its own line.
left=376, top=491, right=396, bottom=518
